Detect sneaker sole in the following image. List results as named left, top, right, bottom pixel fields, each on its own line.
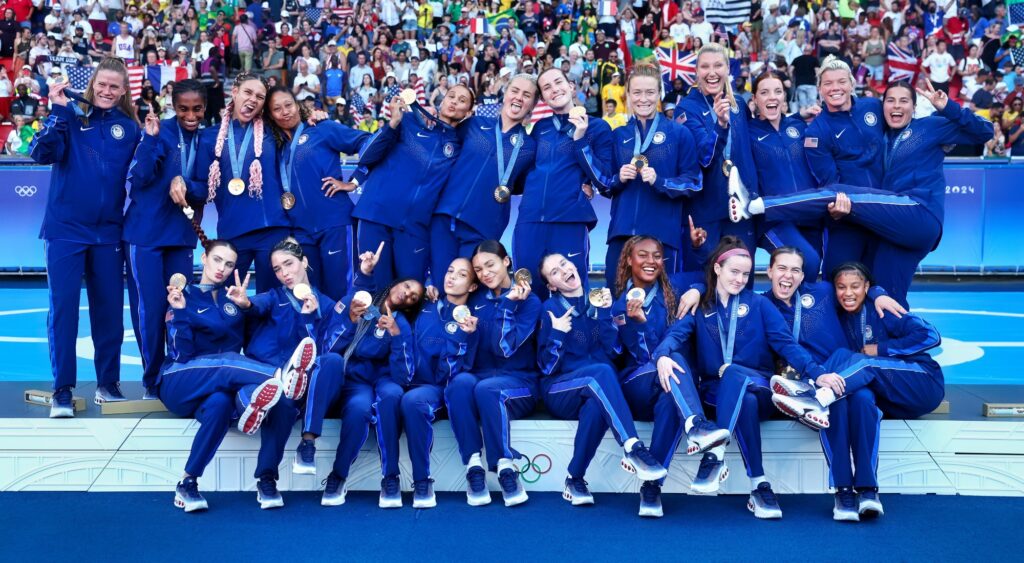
left=282, top=339, right=315, bottom=400
left=834, top=510, right=861, bottom=522
left=772, top=396, right=829, bottom=430
left=562, top=489, right=595, bottom=506
left=49, top=407, right=74, bottom=418
left=690, top=466, right=729, bottom=494
left=728, top=196, right=750, bottom=223
left=413, top=496, right=437, bottom=509
left=292, top=461, right=317, bottom=475
left=620, top=457, right=669, bottom=482
left=466, top=492, right=492, bottom=506
left=174, top=492, right=208, bottom=513
left=638, top=506, right=664, bottom=518
left=321, top=493, right=347, bottom=507
left=258, top=495, right=284, bottom=510
left=747, top=499, right=783, bottom=519
left=859, top=504, right=884, bottom=518
left=687, top=432, right=731, bottom=455
left=379, top=498, right=403, bottom=509
left=771, top=378, right=811, bottom=397
left=503, top=491, right=528, bottom=507
left=239, top=382, right=283, bottom=435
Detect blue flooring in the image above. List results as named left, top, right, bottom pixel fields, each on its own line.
left=1, top=491, right=1019, bottom=561
left=0, top=288, right=1021, bottom=385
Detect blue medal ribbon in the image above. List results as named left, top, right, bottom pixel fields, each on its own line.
left=178, top=125, right=197, bottom=179
left=716, top=295, right=739, bottom=365
left=556, top=294, right=582, bottom=318
left=704, top=94, right=732, bottom=161
left=792, top=291, right=803, bottom=340
left=226, top=121, right=254, bottom=180
left=495, top=124, right=524, bottom=188
left=632, top=113, right=661, bottom=157
left=278, top=123, right=305, bottom=197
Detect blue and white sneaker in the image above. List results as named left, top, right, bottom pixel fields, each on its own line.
left=49, top=386, right=75, bottom=418
left=142, top=387, right=160, bottom=401
left=685, top=415, right=731, bottom=455
left=770, top=375, right=815, bottom=397
left=621, top=441, right=668, bottom=481
left=562, top=476, right=594, bottom=506
left=465, top=466, right=491, bottom=506
left=321, top=472, right=347, bottom=506
left=858, top=489, right=884, bottom=518
left=691, top=452, right=729, bottom=494
left=174, top=476, right=208, bottom=513
left=236, top=380, right=283, bottom=435
left=293, top=438, right=317, bottom=475
left=498, top=468, right=528, bottom=507
left=639, top=481, right=664, bottom=518
left=279, top=337, right=315, bottom=400
left=379, top=475, right=403, bottom=508
left=772, top=393, right=830, bottom=430
left=747, top=482, right=783, bottom=519
left=413, top=478, right=436, bottom=509
left=833, top=487, right=860, bottom=522
left=94, top=383, right=127, bottom=404
left=256, top=475, right=284, bottom=509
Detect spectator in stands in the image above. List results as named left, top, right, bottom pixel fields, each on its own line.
left=13, top=65, right=37, bottom=95
left=0, top=9, right=19, bottom=57
left=0, top=65, right=12, bottom=97
left=10, top=81, right=38, bottom=117
left=984, top=120, right=1008, bottom=157
left=791, top=42, right=819, bottom=111
left=4, top=114, right=27, bottom=155
left=292, top=57, right=320, bottom=105
left=973, top=77, right=997, bottom=114
left=923, top=40, right=956, bottom=94
left=232, top=13, right=258, bottom=72
left=602, top=98, right=627, bottom=129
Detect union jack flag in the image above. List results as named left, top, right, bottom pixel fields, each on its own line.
left=887, top=43, right=920, bottom=83
left=657, top=47, right=697, bottom=87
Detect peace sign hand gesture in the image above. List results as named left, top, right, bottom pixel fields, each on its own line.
left=916, top=81, right=948, bottom=112
left=226, top=270, right=252, bottom=309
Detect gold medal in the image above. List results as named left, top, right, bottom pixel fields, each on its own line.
left=281, top=192, right=296, bottom=210
left=588, top=288, right=612, bottom=309
left=568, top=106, right=586, bottom=119
left=494, top=185, right=511, bottom=204
left=721, top=159, right=734, bottom=177
left=352, top=290, right=373, bottom=306
left=513, top=268, right=532, bottom=286
left=169, top=273, right=188, bottom=290
left=292, top=283, right=312, bottom=300
left=626, top=287, right=646, bottom=302
left=452, top=305, right=471, bottom=323
left=228, top=178, right=246, bottom=195
left=399, top=88, right=417, bottom=105
left=631, top=155, right=648, bottom=170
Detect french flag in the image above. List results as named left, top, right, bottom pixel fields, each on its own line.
left=146, top=65, right=190, bottom=91
left=468, top=17, right=489, bottom=35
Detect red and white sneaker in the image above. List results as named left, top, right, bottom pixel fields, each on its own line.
left=237, top=380, right=283, bottom=435
left=280, top=337, right=316, bottom=400
left=771, top=393, right=830, bottom=430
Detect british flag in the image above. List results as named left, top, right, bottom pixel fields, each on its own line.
left=657, top=47, right=697, bottom=87
left=887, top=43, right=920, bottom=83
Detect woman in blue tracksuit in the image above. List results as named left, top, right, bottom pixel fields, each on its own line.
left=537, top=252, right=668, bottom=508
left=353, top=85, right=475, bottom=288
left=651, top=236, right=840, bottom=520
left=124, top=79, right=206, bottom=399
left=297, top=248, right=424, bottom=509
left=402, top=257, right=481, bottom=509
left=514, top=68, right=614, bottom=297
left=191, top=72, right=290, bottom=293
left=430, top=75, right=538, bottom=290
left=444, top=240, right=542, bottom=508
left=159, top=234, right=314, bottom=512
left=746, top=70, right=824, bottom=281
left=735, top=81, right=993, bottom=307
left=264, top=86, right=371, bottom=301
left=31, top=57, right=142, bottom=415
left=771, top=262, right=945, bottom=519
left=596, top=63, right=702, bottom=290
left=677, top=43, right=758, bottom=269
left=760, top=248, right=906, bottom=521
left=610, top=235, right=729, bottom=518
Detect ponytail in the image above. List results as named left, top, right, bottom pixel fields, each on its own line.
left=701, top=235, right=750, bottom=310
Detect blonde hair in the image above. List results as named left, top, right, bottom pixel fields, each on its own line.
left=624, top=63, right=663, bottom=114
left=207, top=74, right=267, bottom=202
left=816, top=55, right=854, bottom=87
left=696, top=43, right=737, bottom=110
left=81, top=57, right=139, bottom=126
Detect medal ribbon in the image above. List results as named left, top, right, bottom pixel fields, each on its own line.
left=792, top=291, right=803, bottom=340
left=716, top=295, right=739, bottom=364
left=227, top=121, right=254, bottom=181
left=178, top=125, right=197, bottom=179
left=632, top=113, right=661, bottom=156
left=278, top=123, right=305, bottom=198
left=495, top=124, right=524, bottom=188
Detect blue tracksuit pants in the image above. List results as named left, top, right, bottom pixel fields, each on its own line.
left=300, top=225, right=354, bottom=302
left=444, top=371, right=538, bottom=471
left=702, top=364, right=775, bottom=478
left=400, top=384, right=445, bottom=481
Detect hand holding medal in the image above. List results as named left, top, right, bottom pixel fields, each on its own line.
left=588, top=287, right=613, bottom=309
left=507, top=269, right=533, bottom=301
left=293, top=283, right=318, bottom=313
left=567, top=106, right=588, bottom=141
left=349, top=290, right=372, bottom=323
left=167, top=273, right=188, bottom=310
left=625, top=287, right=647, bottom=323
left=453, top=304, right=478, bottom=334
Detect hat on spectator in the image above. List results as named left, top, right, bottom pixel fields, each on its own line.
left=499, top=67, right=512, bottom=78
left=337, top=98, right=346, bottom=105
left=50, top=67, right=62, bottom=75
left=665, top=102, right=676, bottom=111
left=157, top=45, right=166, bottom=51
left=386, top=71, right=396, bottom=79
left=262, top=2, right=270, bottom=10
left=53, top=4, right=62, bottom=10
left=327, top=39, right=337, bottom=46
left=21, top=64, right=30, bottom=70
left=177, top=45, right=189, bottom=53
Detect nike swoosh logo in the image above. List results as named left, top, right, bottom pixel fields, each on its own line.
left=416, top=132, right=429, bottom=138
left=414, top=248, right=426, bottom=254
left=622, top=139, right=632, bottom=144
left=704, top=311, right=717, bottom=318
left=474, top=305, right=487, bottom=310
left=278, top=303, right=290, bottom=307
left=197, top=308, right=210, bottom=314
left=327, top=249, right=343, bottom=256
left=80, top=126, right=94, bottom=131
left=702, top=111, right=711, bottom=116
left=757, top=134, right=770, bottom=141
left=567, top=252, right=581, bottom=258
left=835, top=129, right=846, bottom=139
left=481, top=126, right=494, bottom=130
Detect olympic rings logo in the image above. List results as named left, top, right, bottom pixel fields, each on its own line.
left=14, top=185, right=37, bottom=197
left=514, top=453, right=552, bottom=483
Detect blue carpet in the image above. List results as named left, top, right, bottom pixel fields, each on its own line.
left=1, top=492, right=1018, bottom=561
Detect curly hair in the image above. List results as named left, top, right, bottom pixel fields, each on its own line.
left=613, top=236, right=677, bottom=326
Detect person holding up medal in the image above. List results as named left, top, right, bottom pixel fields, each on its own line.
left=514, top=68, right=615, bottom=298
left=445, top=240, right=542, bottom=508
left=30, top=57, right=142, bottom=414
left=299, top=240, right=424, bottom=509
left=400, top=257, right=482, bottom=508
left=609, top=235, right=727, bottom=518
left=760, top=248, right=905, bottom=521
left=125, top=79, right=207, bottom=400
left=677, top=44, right=758, bottom=271
left=598, top=63, right=702, bottom=290
left=191, top=72, right=290, bottom=293
left=352, top=85, right=475, bottom=289
left=264, top=86, right=372, bottom=301
left=429, top=75, right=539, bottom=295
left=158, top=227, right=315, bottom=513
left=651, top=237, right=840, bottom=520
left=537, top=252, right=668, bottom=509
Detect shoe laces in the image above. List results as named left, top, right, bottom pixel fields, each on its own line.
left=697, top=417, right=721, bottom=434
left=755, top=482, right=778, bottom=505
left=640, top=481, right=660, bottom=503
left=322, top=473, right=344, bottom=494
left=104, top=382, right=123, bottom=396
left=567, top=476, right=589, bottom=494
left=181, top=476, right=200, bottom=496
left=837, top=488, right=858, bottom=509
left=498, top=468, right=519, bottom=494
left=257, top=475, right=278, bottom=496
left=414, top=478, right=433, bottom=496
left=630, top=442, right=659, bottom=467
left=467, top=466, right=487, bottom=492
left=299, top=439, right=316, bottom=462
left=382, top=475, right=400, bottom=496
left=696, top=453, right=719, bottom=479
left=54, top=386, right=72, bottom=403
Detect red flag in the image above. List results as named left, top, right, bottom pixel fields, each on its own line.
left=620, top=32, right=632, bottom=70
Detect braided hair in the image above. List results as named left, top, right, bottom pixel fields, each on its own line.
left=207, top=73, right=268, bottom=202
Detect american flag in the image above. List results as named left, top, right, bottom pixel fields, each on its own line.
left=475, top=102, right=501, bottom=118
left=1009, top=0, right=1024, bottom=25
left=887, top=43, right=920, bottom=83
left=1012, top=44, right=1024, bottom=66
left=529, top=100, right=553, bottom=125
left=379, top=84, right=402, bottom=120
left=127, top=65, right=146, bottom=100
left=305, top=8, right=324, bottom=23
left=349, top=93, right=367, bottom=125
left=657, top=47, right=697, bottom=87
left=66, top=65, right=95, bottom=90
